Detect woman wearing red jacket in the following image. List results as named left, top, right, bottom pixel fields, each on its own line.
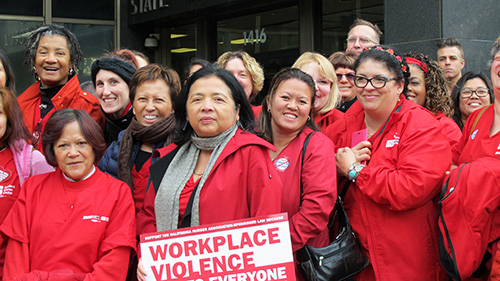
left=327, top=46, right=451, bottom=280
left=136, top=65, right=283, bottom=281
left=404, top=52, right=462, bottom=149
left=258, top=68, right=336, bottom=281
left=452, top=40, right=500, bottom=281
left=17, top=25, right=104, bottom=150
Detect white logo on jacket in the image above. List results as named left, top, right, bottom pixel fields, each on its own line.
left=83, top=215, right=110, bottom=223
left=386, top=133, right=400, bottom=148
left=0, top=185, right=14, bottom=197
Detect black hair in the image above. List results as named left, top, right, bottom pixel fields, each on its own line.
left=173, top=64, right=255, bottom=145
left=451, top=71, right=494, bottom=130
left=25, top=25, right=83, bottom=75
left=354, top=45, right=410, bottom=96
left=259, top=68, right=318, bottom=144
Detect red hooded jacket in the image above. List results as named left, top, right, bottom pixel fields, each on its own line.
left=326, top=96, right=451, bottom=280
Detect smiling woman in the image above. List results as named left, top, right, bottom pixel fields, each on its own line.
left=257, top=68, right=336, bottom=281
left=91, top=52, right=138, bottom=146
left=327, top=46, right=452, bottom=280
left=98, top=63, right=180, bottom=215
left=17, top=25, right=104, bottom=151
left=0, top=109, right=136, bottom=280
left=450, top=71, right=494, bottom=130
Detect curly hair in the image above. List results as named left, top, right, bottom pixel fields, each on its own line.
left=25, top=25, right=83, bottom=74
left=405, top=52, right=453, bottom=117
left=216, top=51, right=264, bottom=100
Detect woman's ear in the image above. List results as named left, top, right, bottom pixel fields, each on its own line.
left=236, top=105, right=240, bottom=121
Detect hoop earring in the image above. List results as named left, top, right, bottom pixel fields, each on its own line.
left=308, top=116, right=311, bottom=121
left=182, top=120, right=188, bottom=131
left=68, top=68, right=75, bottom=76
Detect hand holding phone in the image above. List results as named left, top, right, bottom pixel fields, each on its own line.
left=352, top=129, right=368, bottom=165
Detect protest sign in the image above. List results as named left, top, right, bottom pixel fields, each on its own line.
left=140, top=213, right=296, bottom=281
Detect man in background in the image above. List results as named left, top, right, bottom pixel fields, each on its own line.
left=346, top=19, right=382, bottom=58
left=437, top=38, right=465, bottom=94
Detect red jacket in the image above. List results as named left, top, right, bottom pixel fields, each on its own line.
left=315, top=108, right=344, bottom=133
left=326, top=96, right=451, bottom=281
left=435, top=112, right=462, bottom=151
left=136, top=129, right=283, bottom=237
left=17, top=75, right=104, bottom=150
left=272, top=127, right=336, bottom=251
left=451, top=105, right=500, bottom=280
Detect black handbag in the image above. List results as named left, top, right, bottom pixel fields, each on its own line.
left=296, top=133, right=369, bottom=281
left=297, top=194, right=369, bottom=281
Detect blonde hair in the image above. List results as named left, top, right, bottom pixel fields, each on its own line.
left=292, top=52, right=340, bottom=114
left=217, top=51, right=264, bottom=100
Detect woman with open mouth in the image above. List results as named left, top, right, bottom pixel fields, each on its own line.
left=17, top=25, right=104, bottom=151
left=327, top=46, right=451, bottom=280
left=91, top=49, right=138, bottom=146
left=450, top=71, right=494, bottom=130
left=98, top=63, right=181, bottom=215
left=257, top=67, right=336, bottom=281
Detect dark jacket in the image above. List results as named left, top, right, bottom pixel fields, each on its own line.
left=104, top=108, right=134, bottom=147
left=98, top=130, right=166, bottom=179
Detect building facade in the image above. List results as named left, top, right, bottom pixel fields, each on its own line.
left=1, top=0, right=499, bottom=95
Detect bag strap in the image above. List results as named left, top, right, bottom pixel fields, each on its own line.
left=438, top=163, right=469, bottom=280
left=469, top=105, right=491, bottom=136
left=299, top=132, right=315, bottom=208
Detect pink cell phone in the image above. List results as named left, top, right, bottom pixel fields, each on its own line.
left=352, top=129, right=368, bottom=147
left=352, top=129, right=368, bottom=165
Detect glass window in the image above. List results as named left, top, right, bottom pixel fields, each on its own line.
left=61, top=23, right=115, bottom=84
left=169, top=24, right=197, bottom=83
left=0, top=1, right=42, bottom=16
left=53, top=0, right=114, bottom=20
left=322, top=1, right=384, bottom=57
left=217, top=6, right=299, bottom=56
left=0, top=21, right=43, bottom=94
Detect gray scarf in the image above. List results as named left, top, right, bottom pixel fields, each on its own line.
left=155, top=123, right=238, bottom=231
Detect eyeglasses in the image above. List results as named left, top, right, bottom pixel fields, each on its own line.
left=346, top=37, right=377, bottom=45
left=354, top=76, right=398, bottom=88
left=336, top=73, right=355, bottom=82
left=460, top=88, right=490, bottom=99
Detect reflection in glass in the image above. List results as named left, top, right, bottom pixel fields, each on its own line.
left=61, top=23, right=114, bottom=85
left=0, top=21, right=43, bottom=94
left=217, top=6, right=299, bottom=56
left=322, top=1, right=384, bottom=57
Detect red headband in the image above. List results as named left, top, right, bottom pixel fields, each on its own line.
left=405, top=57, right=428, bottom=74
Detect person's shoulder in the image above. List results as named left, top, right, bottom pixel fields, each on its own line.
left=232, top=129, right=275, bottom=150
left=400, top=99, right=440, bottom=127
left=154, top=143, right=178, bottom=158
left=301, top=128, right=335, bottom=152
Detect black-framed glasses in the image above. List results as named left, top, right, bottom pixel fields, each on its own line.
left=354, top=76, right=398, bottom=88
left=336, top=73, right=355, bottom=82
left=460, top=87, right=489, bottom=99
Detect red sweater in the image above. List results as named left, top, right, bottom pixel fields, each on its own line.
left=0, top=169, right=136, bottom=281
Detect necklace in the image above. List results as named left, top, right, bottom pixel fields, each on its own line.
left=270, top=142, right=291, bottom=161
left=193, top=170, right=204, bottom=176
